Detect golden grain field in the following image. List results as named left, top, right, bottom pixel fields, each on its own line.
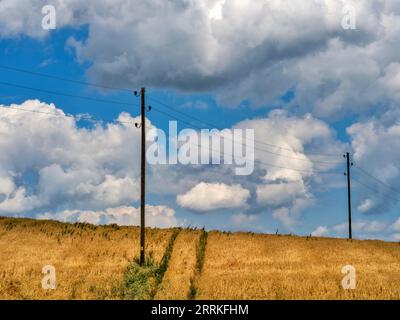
left=1, top=217, right=399, bottom=300
left=196, top=232, right=400, bottom=299
left=0, top=217, right=173, bottom=299
left=154, top=230, right=200, bottom=299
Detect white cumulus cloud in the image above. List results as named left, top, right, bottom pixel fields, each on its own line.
left=348, top=115, right=400, bottom=214
left=1, top=1, right=400, bottom=117
left=37, top=205, right=181, bottom=228
left=311, top=226, right=329, bottom=237
left=0, top=99, right=142, bottom=215
left=256, top=181, right=308, bottom=207
left=176, top=182, right=250, bottom=212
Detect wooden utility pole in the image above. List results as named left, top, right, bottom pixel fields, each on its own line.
left=345, top=152, right=352, bottom=240
left=140, top=87, right=146, bottom=265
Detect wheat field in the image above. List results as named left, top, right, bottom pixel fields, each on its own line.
left=196, top=232, right=400, bottom=299
left=154, top=230, right=200, bottom=299
left=1, top=217, right=399, bottom=300
left=0, top=217, right=173, bottom=299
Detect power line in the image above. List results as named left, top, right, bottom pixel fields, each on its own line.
left=0, top=79, right=342, bottom=171
left=149, top=95, right=342, bottom=159
left=0, top=66, right=343, bottom=166
left=0, top=65, right=131, bottom=93
left=0, top=105, right=72, bottom=118
left=0, top=105, right=139, bottom=126
left=247, top=144, right=342, bottom=164
left=0, top=80, right=341, bottom=166
left=0, top=65, right=344, bottom=163
left=353, top=164, right=400, bottom=196
left=151, top=107, right=341, bottom=175
left=0, top=97, right=339, bottom=175
left=0, top=81, right=132, bottom=106
left=352, top=176, right=399, bottom=203
left=151, top=106, right=341, bottom=168
left=0, top=64, right=343, bottom=162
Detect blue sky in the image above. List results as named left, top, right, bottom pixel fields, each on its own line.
left=0, top=0, right=400, bottom=241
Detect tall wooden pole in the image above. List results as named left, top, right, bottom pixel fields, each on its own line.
left=346, top=152, right=352, bottom=240
left=140, top=87, right=146, bottom=265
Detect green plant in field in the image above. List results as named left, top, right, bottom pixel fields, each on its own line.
left=188, top=229, right=208, bottom=300
left=120, top=229, right=180, bottom=300
left=188, top=277, right=197, bottom=300
left=120, top=255, right=158, bottom=300
left=155, top=230, right=179, bottom=285
left=196, top=229, right=208, bottom=273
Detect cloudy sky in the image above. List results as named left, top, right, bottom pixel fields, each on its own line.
left=0, top=0, right=400, bottom=241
